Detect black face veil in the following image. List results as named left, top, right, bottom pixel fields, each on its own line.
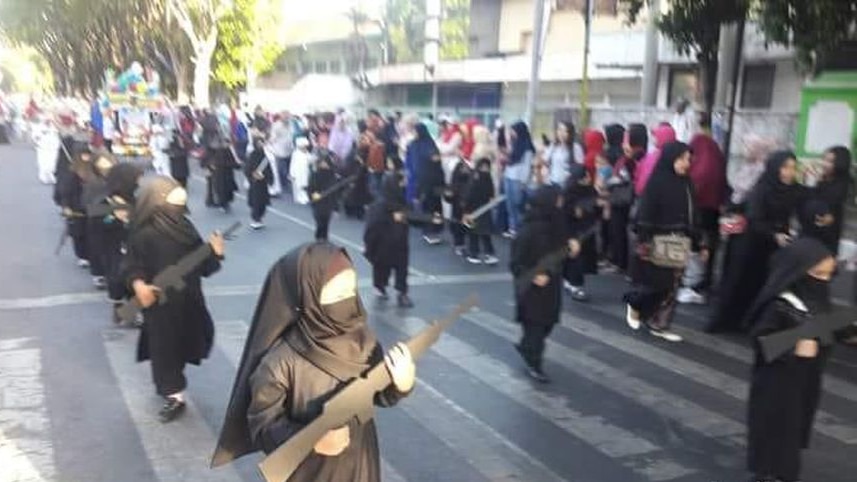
left=211, top=242, right=376, bottom=468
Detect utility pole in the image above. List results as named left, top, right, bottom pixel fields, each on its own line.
left=425, top=0, right=441, bottom=119
left=640, top=0, right=660, bottom=106
left=580, top=0, right=594, bottom=128
left=723, top=17, right=746, bottom=161
left=524, top=0, right=549, bottom=125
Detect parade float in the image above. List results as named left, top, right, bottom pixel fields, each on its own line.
left=103, top=62, right=165, bottom=157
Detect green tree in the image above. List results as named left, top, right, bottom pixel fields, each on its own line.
left=440, top=0, right=470, bottom=60
left=620, top=0, right=749, bottom=112
left=753, top=0, right=857, bottom=74
left=213, top=0, right=285, bottom=93
left=382, top=0, right=470, bottom=64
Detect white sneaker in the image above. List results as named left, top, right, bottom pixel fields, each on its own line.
left=423, top=235, right=442, bottom=245
left=502, top=230, right=517, bottom=239
left=625, top=304, right=641, bottom=330
left=676, top=287, right=706, bottom=305
left=454, top=246, right=466, bottom=256
left=482, top=255, right=499, bottom=265
left=250, top=221, right=265, bottom=230
left=466, top=256, right=483, bottom=265
left=77, top=259, right=90, bottom=269
left=649, top=329, right=683, bottom=342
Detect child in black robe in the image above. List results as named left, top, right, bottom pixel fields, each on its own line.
left=446, top=157, right=473, bottom=255
left=56, top=147, right=92, bottom=268
left=463, top=158, right=497, bottom=265
left=745, top=237, right=845, bottom=482
left=342, top=140, right=372, bottom=219
left=82, top=153, right=117, bottom=289
left=101, top=163, right=142, bottom=324
left=511, top=185, right=574, bottom=383
left=167, top=129, right=190, bottom=188
left=308, top=154, right=338, bottom=241
left=123, top=176, right=225, bottom=422
left=363, top=173, right=417, bottom=308
left=245, top=134, right=274, bottom=230
left=211, top=242, right=415, bottom=482
left=563, top=163, right=599, bottom=302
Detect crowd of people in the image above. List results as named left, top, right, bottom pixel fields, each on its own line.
left=21, top=96, right=857, bottom=482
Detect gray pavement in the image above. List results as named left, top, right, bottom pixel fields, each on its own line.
left=1, top=143, right=856, bottom=482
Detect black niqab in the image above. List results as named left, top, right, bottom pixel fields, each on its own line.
left=132, top=176, right=199, bottom=246
left=106, top=163, right=142, bottom=203
left=745, top=237, right=833, bottom=328
left=211, top=242, right=376, bottom=467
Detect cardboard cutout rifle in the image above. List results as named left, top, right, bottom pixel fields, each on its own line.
left=309, top=174, right=359, bottom=204
left=116, top=221, right=242, bottom=323
left=462, top=195, right=506, bottom=228
left=257, top=295, right=478, bottom=482
left=513, top=224, right=599, bottom=297
left=758, top=305, right=857, bottom=363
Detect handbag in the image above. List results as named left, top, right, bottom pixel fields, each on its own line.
left=648, top=188, right=693, bottom=269
left=719, top=213, right=747, bottom=236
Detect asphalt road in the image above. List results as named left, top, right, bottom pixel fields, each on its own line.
left=1, top=143, right=856, bottom=482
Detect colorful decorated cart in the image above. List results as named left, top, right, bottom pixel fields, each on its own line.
left=103, top=62, right=164, bottom=157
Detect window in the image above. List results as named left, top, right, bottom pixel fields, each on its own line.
left=329, top=60, right=342, bottom=74
left=740, top=64, right=776, bottom=109
left=520, top=31, right=532, bottom=53
left=555, top=0, right=619, bottom=15
left=300, top=61, right=310, bottom=74
left=314, top=61, right=328, bottom=73
left=667, top=67, right=699, bottom=107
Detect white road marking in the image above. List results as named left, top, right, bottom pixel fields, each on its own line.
left=0, top=273, right=511, bottom=311
left=0, top=338, right=56, bottom=482
left=375, top=312, right=697, bottom=481
left=102, top=329, right=244, bottom=482
left=561, top=312, right=857, bottom=445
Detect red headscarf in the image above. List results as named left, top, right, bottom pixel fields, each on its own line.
left=459, top=119, right=479, bottom=161
left=582, top=128, right=606, bottom=178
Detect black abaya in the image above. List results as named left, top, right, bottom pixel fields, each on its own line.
left=245, top=148, right=273, bottom=222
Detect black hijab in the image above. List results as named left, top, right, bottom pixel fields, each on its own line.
left=509, top=121, right=535, bottom=165
left=380, top=171, right=407, bottom=209
left=211, top=242, right=376, bottom=467
left=816, top=146, right=852, bottom=213
left=604, top=123, right=626, bottom=166
left=750, top=150, right=802, bottom=208
left=745, top=237, right=833, bottom=328
left=132, top=175, right=199, bottom=246
left=106, top=163, right=142, bottom=203
left=637, top=142, right=694, bottom=230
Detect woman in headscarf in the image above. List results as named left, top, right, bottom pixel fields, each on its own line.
left=464, top=157, right=498, bottom=265
left=328, top=114, right=355, bottom=166
left=606, top=124, right=647, bottom=273
left=342, top=121, right=372, bottom=220
left=582, top=128, right=606, bottom=181
left=446, top=139, right=475, bottom=255
left=510, top=184, right=570, bottom=382
left=102, top=163, right=142, bottom=324
left=563, top=164, right=599, bottom=302
left=634, top=123, right=676, bottom=196
left=471, top=124, right=498, bottom=192
left=408, top=123, right=445, bottom=246
left=543, top=121, right=583, bottom=188
left=744, top=238, right=840, bottom=482
left=123, top=176, right=225, bottom=422
left=206, top=134, right=240, bottom=212
left=167, top=128, right=190, bottom=188
left=624, top=142, right=702, bottom=342
left=708, top=151, right=806, bottom=334
left=800, top=146, right=852, bottom=255
left=600, top=123, right=626, bottom=260
left=364, top=172, right=419, bottom=308
left=503, top=121, right=536, bottom=238
left=211, top=243, right=415, bottom=481
left=56, top=145, right=92, bottom=268
left=309, top=153, right=339, bottom=241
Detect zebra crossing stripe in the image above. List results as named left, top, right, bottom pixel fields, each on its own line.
left=0, top=338, right=56, bottom=482
left=375, top=313, right=697, bottom=481
left=214, top=320, right=409, bottom=482
left=584, top=301, right=857, bottom=405
left=464, top=310, right=747, bottom=444
left=102, top=328, right=245, bottom=482
left=560, top=312, right=857, bottom=445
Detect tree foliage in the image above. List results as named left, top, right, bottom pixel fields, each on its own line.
left=213, top=0, right=285, bottom=91
left=619, top=0, right=749, bottom=111
left=753, top=0, right=857, bottom=73
left=382, top=0, right=470, bottom=63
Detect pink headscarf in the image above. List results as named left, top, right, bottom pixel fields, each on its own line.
left=634, top=124, right=677, bottom=195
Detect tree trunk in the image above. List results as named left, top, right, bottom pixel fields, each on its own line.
left=192, top=34, right=216, bottom=108
left=698, top=54, right=719, bottom=114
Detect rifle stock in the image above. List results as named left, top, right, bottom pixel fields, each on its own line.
left=758, top=307, right=857, bottom=363
left=257, top=295, right=478, bottom=482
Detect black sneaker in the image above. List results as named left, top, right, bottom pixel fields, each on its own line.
left=158, top=397, right=186, bottom=423
left=397, top=293, right=414, bottom=308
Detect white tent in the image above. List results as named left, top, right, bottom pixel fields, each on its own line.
left=245, top=74, right=364, bottom=113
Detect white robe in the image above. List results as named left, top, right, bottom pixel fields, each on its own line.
left=34, top=125, right=59, bottom=184
left=289, top=149, right=312, bottom=205
left=149, top=133, right=171, bottom=177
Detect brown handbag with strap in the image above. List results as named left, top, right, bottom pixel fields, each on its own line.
left=648, top=188, right=693, bottom=269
